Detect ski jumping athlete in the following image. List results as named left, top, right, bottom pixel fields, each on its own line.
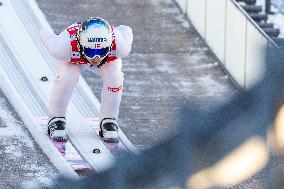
left=39, top=17, right=133, bottom=143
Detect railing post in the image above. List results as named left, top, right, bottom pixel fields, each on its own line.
left=265, top=0, right=271, bottom=14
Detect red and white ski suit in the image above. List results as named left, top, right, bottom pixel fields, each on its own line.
left=39, top=23, right=133, bottom=122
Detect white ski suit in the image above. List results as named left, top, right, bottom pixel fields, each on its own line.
left=39, top=23, right=133, bottom=122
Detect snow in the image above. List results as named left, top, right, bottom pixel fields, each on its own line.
left=256, top=0, right=284, bottom=38
left=0, top=95, right=57, bottom=188
left=0, top=98, right=33, bottom=149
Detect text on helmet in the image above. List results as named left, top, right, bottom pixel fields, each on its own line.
left=88, top=37, right=107, bottom=43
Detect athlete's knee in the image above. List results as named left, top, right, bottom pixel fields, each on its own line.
left=56, top=68, right=80, bottom=85
left=105, top=70, right=124, bottom=84
left=103, top=71, right=124, bottom=93
left=108, top=69, right=124, bottom=81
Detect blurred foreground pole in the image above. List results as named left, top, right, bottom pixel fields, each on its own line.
left=266, top=40, right=284, bottom=189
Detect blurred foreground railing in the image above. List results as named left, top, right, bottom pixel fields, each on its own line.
left=24, top=43, right=284, bottom=189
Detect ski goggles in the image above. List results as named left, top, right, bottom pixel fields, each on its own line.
left=82, top=46, right=111, bottom=60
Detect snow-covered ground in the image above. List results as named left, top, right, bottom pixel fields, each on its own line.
left=0, top=91, right=58, bottom=188
left=256, top=0, right=284, bottom=38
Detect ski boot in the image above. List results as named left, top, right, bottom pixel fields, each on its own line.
left=47, top=117, right=68, bottom=142
left=99, top=118, right=119, bottom=143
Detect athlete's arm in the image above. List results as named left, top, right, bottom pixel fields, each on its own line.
left=39, top=28, right=71, bottom=62
left=114, top=25, right=133, bottom=58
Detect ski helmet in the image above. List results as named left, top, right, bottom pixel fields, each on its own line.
left=78, top=17, right=113, bottom=62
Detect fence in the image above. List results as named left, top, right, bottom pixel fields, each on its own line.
left=175, top=0, right=278, bottom=89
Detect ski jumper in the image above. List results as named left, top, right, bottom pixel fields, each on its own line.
left=39, top=23, right=133, bottom=122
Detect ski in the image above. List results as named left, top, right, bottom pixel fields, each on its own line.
left=35, top=116, right=91, bottom=175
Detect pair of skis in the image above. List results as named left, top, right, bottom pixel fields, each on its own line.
left=35, top=116, right=128, bottom=175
